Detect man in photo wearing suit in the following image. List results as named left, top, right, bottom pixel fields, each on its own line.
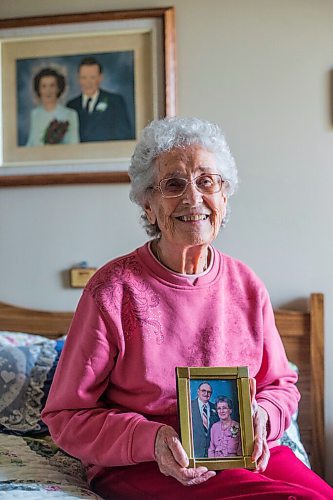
left=67, top=57, right=135, bottom=142
left=191, top=382, right=219, bottom=458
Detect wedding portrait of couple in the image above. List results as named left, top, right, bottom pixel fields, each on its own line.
left=16, top=51, right=136, bottom=148
left=190, top=379, right=242, bottom=459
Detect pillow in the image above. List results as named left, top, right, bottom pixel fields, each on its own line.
left=0, top=332, right=65, bottom=436
left=278, top=361, right=311, bottom=468
left=0, top=331, right=52, bottom=347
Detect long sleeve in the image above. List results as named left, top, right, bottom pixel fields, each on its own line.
left=42, top=290, right=163, bottom=467
left=255, top=288, right=300, bottom=441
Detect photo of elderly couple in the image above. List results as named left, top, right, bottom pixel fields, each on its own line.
left=16, top=52, right=136, bottom=147
left=190, top=379, right=242, bottom=459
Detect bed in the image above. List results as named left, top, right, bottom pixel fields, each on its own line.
left=0, top=293, right=325, bottom=498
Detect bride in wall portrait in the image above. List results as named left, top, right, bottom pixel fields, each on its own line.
left=26, top=67, right=79, bottom=147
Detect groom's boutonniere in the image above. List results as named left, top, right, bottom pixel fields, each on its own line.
left=96, top=101, right=108, bottom=112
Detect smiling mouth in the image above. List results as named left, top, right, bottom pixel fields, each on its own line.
left=176, top=214, right=209, bottom=222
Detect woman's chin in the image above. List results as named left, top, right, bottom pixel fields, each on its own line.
left=170, top=228, right=215, bottom=248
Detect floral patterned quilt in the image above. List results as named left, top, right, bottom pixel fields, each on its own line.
left=0, top=433, right=102, bottom=499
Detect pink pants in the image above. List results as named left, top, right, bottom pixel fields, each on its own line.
left=90, top=446, right=332, bottom=499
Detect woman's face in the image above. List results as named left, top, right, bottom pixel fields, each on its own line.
left=39, top=76, right=59, bottom=106
left=144, top=145, right=227, bottom=249
left=217, top=402, right=232, bottom=421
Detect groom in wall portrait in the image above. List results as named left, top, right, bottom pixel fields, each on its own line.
left=67, top=56, right=134, bottom=142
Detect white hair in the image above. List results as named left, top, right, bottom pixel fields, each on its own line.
left=129, top=116, right=238, bottom=237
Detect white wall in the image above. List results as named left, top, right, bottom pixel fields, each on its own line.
left=1, top=0, right=333, bottom=484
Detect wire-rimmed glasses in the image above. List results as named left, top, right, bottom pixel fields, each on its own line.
left=153, top=173, right=228, bottom=198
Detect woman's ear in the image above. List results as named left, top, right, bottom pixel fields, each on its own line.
left=223, top=194, right=228, bottom=211
left=221, top=195, right=228, bottom=219
left=144, top=200, right=157, bottom=225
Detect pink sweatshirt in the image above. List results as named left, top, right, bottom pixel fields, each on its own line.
left=42, top=243, right=299, bottom=483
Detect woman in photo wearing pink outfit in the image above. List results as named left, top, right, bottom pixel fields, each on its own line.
left=208, top=396, right=242, bottom=458
left=42, top=117, right=333, bottom=499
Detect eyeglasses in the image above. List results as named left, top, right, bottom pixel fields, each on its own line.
left=153, top=173, right=228, bottom=198
left=199, top=389, right=212, bottom=395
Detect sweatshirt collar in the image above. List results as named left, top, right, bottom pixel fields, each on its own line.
left=136, top=242, right=222, bottom=288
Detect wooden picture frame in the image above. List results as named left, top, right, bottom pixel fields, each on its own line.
left=176, top=366, right=256, bottom=470
left=0, top=8, right=176, bottom=187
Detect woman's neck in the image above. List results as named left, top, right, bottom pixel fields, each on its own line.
left=220, top=418, right=232, bottom=429
left=42, top=102, right=57, bottom=112
left=153, top=238, right=210, bottom=275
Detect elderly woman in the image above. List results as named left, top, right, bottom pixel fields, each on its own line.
left=42, top=117, right=332, bottom=499
left=208, top=396, right=242, bottom=458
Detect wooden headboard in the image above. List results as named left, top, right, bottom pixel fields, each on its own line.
left=275, top=293, right=324, bottom=478
left=0, top=293, right=325, bottom=477
left=0, top=301, right=72, bottom=339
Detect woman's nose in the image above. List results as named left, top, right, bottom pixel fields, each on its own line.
left=181, top=180, right=203, bottom=204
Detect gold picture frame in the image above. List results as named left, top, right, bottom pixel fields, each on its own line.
left=0, top=8, right=176, bottom=187
left=176, top=366, right=256, bottom=470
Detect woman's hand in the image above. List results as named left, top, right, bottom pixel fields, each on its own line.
left=249, top=378, right=270, bottom=472
left=154, top=425, right=216, bottom=486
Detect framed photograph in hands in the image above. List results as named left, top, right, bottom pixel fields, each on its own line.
left=176, top=366, right=256, bottom=470
left=0, top=8, right=176, bottom=186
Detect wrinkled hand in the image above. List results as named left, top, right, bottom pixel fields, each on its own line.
left=249, top=378, right=270, bottom=472
left=154, top=425, right=216, bottom=486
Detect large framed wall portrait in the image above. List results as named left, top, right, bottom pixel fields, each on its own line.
left=176, top=366, right=256, bottom=470
left=0, top=8, right=176, bottom=186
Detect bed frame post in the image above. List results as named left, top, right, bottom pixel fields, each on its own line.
left=310, top=293, right=325, bottom=478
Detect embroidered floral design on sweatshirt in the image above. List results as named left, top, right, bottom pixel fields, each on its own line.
left=187, top=325, right=222, bottom=366
left=87, top=256, right=164, bottom=344
left=186, top=321, right=259, bottom=373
